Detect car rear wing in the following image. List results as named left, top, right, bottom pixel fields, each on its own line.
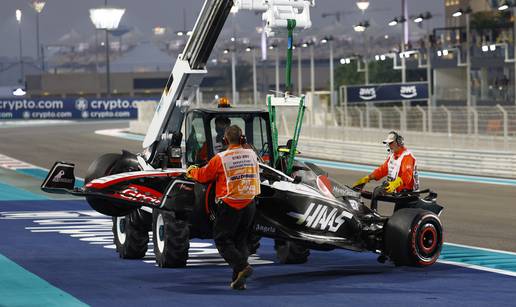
left=41, top=162, right=84, bottom=195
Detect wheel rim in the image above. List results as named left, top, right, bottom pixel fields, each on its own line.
left=413, top=219, right=441, bottom=263
left=116, top=216, right=127, bottom=244
left=156, top=213, right=165, bottom=253
left=419, top=224, right=438, bottom=254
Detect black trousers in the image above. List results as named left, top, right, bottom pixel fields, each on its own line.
left=213, top=200, right=256, bottom=273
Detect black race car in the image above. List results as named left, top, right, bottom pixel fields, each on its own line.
left=41, top=106, right=444, bottom=268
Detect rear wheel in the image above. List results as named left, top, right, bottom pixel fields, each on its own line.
left=85, top=153, right=136, bottom=216
left=384, top=208, right=443, bottom=267
left=112, top=209, right=150, bottom=259
left=152, top=210, right=190, bottom=268
left=275, top=240, right=310, bottom=264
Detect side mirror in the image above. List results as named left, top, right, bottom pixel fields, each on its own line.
left=168, top=146, right=182, bottom=158
left=167, top=146, right=182, bottom=168
left=293, top=176, right=302, bottom=184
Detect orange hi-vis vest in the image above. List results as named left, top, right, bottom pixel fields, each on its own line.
left=188, top=145, right=260, bottom=209
left=217, top=147, right=261, bottom=202
left=371, top=147, right=419, bottom=192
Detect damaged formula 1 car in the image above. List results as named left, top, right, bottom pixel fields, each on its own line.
left=41, top=104, right=444, bottom=268
left=41, top=0, right=444, bottom=269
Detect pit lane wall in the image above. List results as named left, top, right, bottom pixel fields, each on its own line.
left=0, top=97, right=159, bottom=120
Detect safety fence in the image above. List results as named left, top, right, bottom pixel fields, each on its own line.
left=275, top=105, right=516, bottom=178
left=129, top=101, right=516, bottom=178
left=278, top=134, right=516, bottom=178
left=276, top=105, right=516, bottom=153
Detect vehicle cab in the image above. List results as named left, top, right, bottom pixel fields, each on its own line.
left=183, top=105, right=274, bottom=167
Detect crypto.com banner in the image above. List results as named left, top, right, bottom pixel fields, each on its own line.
left=345, top=82, right=429, bottom=103
left=0, top=97, right=159, bottom=120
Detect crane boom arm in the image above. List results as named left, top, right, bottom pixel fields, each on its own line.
left=142, top=0, right=314, bottom=163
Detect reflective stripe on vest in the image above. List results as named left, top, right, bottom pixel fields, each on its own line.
left=387, top=149, right=420, bottom=190
left=217, top=148, right=261, bottom=201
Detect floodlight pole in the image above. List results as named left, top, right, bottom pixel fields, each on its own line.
left=401, top=0, right=408, bottom=132
left=252, top=48, right=258, bottom=106
left=466, top=13, right=472, bottom=133
left=104, top=0, right=111, bottom=97
left=36, top=12, right=41, bottom=59
left=105, top=29, right=111, bottom=97
left=329, top=39, right=335, bottom=106
left=231, top=49, right=237, bottom=104
left=310, top=43, right=315, bottom=93
left=297, top=46, right=303, bottom=96
left=17, top=10, right=24, bottom=85
left=275, top=47, right=280, bottom=95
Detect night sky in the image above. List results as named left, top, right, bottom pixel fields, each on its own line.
left=0, top=0, right=443, bottom=59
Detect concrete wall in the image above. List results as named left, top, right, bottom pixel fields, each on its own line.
left=25, top=71, right=169, bottom=98
left=24, top=61, right=332, bottom=99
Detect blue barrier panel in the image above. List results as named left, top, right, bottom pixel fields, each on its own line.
left=0, top=97, right=159, bottom=120
left=346, top=82, right=429, bottom=103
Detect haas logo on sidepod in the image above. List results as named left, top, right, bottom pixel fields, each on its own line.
left=288, top=203, right=353, bottom=232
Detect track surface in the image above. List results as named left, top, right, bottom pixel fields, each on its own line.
left=1, top=121, right=514, bottom=251
left=1, top=120, right=515, bottom=306
left=1, top=200, right=515, bottom=307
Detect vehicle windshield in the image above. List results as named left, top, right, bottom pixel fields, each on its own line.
left=185, top=111, right=272, bottom=166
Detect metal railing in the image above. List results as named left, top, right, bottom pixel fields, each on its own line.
left=129, top=98, right=516, bottom=177
left=273, top=104, right=516, bottom=178
left=289, top=105, right=516, bottom=152
left=192, top=89, right=516, bottom=151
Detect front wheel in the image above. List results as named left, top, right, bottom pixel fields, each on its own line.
left=85, top=153, right=137, bottom=216
left=112, top=209, right=151, bottom=259
left=152, top=210, right=190, bottom=268
left=384, top=208, right=443, bottom=267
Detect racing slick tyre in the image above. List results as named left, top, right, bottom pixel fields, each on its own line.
left=153, top=210, right=190, bottom=268
left=275, top=240, right=310, bottom=264
left=112, top=209, right=151, bottom=259
left=85, top=153, right=135, bottom=217
left=384, top=208, right=443, bottom=267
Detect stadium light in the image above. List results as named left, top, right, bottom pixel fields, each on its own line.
left=89, top=7, right=125, bottom=30
left=16, top=9, right=22, bottom=23
left=153, top=27, right=166, bottom=36
left=452, top=9, right=463, bottom=17
left=437, top=49, right=449, bottom=57
left=388, top=16, right=406, bottom=27
left=353, top=21, right=369, bottom=32
left=30, top=1, right=46, bottom=59
left=89, top=5, right=125, bottom=97
left=13, top=88, right=26, bottom=96
left=498, top=1, right=510, bottom=11
left=356, top=1, right=370, bottom=11
left=413, top=12, right=432, bottom=24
